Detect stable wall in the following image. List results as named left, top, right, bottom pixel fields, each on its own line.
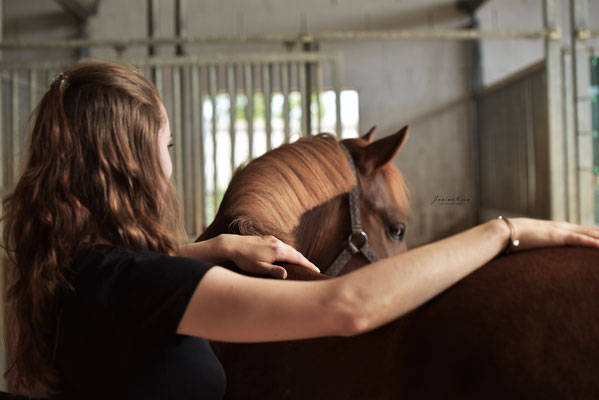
left=86, top=0, right=476, bottom=247
left=4, top=0, right=477, bottom=249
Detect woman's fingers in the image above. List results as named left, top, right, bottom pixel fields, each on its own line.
left=281, top=248, right=320, bottom=273
left=257, top=262, right=288, bottom=279
left=568, top=232, right=599, bottom=247
left=511, top=218, right=599, bottom=251
left=263, top=236, right=320, bottom=274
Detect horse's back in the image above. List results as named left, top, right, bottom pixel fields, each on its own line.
left=397, top=246, right=599, bottom=399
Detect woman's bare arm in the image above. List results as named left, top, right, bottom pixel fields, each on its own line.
left=177, top=218, right=599, bottom=342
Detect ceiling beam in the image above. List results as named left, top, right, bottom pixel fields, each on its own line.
left=53, top=0, right=98, bottom=21
left=456, top=0, right=490, bottom=14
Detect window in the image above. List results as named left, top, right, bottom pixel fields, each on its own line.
left=201, top=89, right=359, bottom=220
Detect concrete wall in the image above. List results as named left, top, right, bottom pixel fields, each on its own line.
left=3, top=0, right=79, bottom=62
left=476, top=0, right=545, bottom=86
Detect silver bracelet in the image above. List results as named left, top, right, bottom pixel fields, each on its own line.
left=498, top=216, right=519, bottom=253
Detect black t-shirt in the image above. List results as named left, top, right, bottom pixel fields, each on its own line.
left=52, top=245, right=226, bottom=399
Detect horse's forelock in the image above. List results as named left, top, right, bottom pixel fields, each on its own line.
left=381, top=164, right=412, bottom=219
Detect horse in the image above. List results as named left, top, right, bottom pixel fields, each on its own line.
left=197, top=127, right=599, bottom=399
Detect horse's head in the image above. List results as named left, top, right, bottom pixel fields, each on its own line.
left=197, top=126, right=411, bottom=278
left=293, top=126, right=411, bottom=276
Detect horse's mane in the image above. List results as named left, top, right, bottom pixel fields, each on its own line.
left=214, top=133, right=355, bottom=245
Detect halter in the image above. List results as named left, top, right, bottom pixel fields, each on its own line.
left=325, top=143, right=380, bottom=277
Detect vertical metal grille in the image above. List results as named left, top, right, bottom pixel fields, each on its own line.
left=0, top=52, right=347, bottom=239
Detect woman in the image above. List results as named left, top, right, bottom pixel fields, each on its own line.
left=3, top=60, right=599, bottom=399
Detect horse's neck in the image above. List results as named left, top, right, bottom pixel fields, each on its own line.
left=196, top=216, right=232, bottom=242
left=293, top=193, right=351, bottom=271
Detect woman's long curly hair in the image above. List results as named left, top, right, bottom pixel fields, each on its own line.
left=2, top=60, right=183, bottom=395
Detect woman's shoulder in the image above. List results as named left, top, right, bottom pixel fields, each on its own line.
left=71, top=244, right=215, bottom=289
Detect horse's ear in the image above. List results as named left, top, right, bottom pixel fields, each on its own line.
left=362, top=126, right=376, bottom=143
left=360, top=126, right=408, bottom=173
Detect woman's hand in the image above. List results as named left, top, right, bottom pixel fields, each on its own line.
left=220, top=234, right=319, bottom=279
left=180, top=235, right=319, bottom=279
left=507, top=218, right=599, bottom=251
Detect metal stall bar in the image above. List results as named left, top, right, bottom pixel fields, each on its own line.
left=147, top=0, right=159, bottom=82
left=209, top=65, right=218, bottom=216
left=190, top=65, right=205, bottom=235
left=0, top=53, right=342, bottom=230
left=263, top=63, right=272, bottom=150
left=227, top=64, right=236, bottom=172
left=154, top=66, right=164, bottom=100
left=0, top=28, right=557, bottom=51
left=172, top=66, right=184, bottom=195
left=244, top=64, right=254, bottom=158
left=182, top=67, right=196, bottom=236
left=11, top=70, right=19, bottom=184
left=333, top=54, right=343, bottom=137
left=281, top=62, right=290, bottom=143
left=570, top=0, right=594, bottom=225
left=544, top=0, right=567, bottom=221
left=562, top=48, right=578, bottom=222
left=522, top=79, right=537, bottom=215
left=0, top=72, right=4, bottom=191
left=303, top=44, right=314, bottom=135
left=315, top=62, right=323, bottom=133
left=0, top=52, right=339, bottom=71
left=29, top=69, right=37, bottom=119
left=299, top=62, right=307, bottom=136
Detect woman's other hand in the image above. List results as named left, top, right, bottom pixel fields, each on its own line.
left=507, top=218, right=599, bottom=251
left=221, top=234, right=319, bottom=279
left=180, top=235, right=319, bottom=279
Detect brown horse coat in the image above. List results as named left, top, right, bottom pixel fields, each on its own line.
left=210, top=247, right=599, bottom=399
left=199, top=130, right=599, bottom=399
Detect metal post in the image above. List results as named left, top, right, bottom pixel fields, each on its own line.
left=333, top=54, right=343, bottom=138
left=154, top=66, right=163, bottom=99
left=543, top=0, right=567, bottom=221
left=0, top=0, right=4, bottom=193
left=227, top=65, right=236, bottom=171
left=209, top=65, right=218, bottom=215
left=244, top=64, right=254, bottom=158
left=562, top=48, right=579, bottom=222
left=263, top=64, right=272, bottom=150
left=570, top=0, right=594, bottom=225
left=182, top=67, right=195, bottom=236
left=281, top=63, right=290, bottom=143
left=191, top=65, right=205, bottom=234
left=315, top=61, right=323, bottom=133
left=0, top=1, right=4, bottom=390
left=175, top=0, right=186, bottom=56
left=0, top=71, right=4, bottom=192
left=172, top=67, right=184, bottom=195
left=523, top=80, right=537, bottom=215
left=298, top=62, right=307, bottom=136
left=10, top=70, right=18, bottom=184
left=302, top=41, right=316, bottom=135
left=467, top=16, right=482, bottom=223
left=147, top=0, right=159, bottom=83
left=147, top=0, right=158, bottom=57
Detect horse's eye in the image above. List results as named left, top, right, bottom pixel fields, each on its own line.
left=387, top=222, right=407, bottom=241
